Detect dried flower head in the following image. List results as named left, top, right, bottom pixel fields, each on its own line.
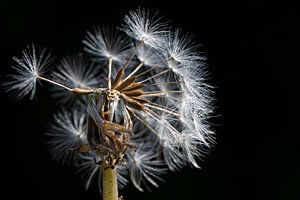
left=3, top=8, right=214, bottom=195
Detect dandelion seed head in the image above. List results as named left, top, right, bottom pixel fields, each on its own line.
left=4, top=8, right=215, bottom=194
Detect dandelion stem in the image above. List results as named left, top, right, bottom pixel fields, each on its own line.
left=135, top=58, right=172, bottom=78
left=123, top=40, right=144, bottom=70
left=102, top=166, right=118, bottom=200
left=127, top=106, right=160, bottom=136
left=144, top=102, right=180, bottom=117
left=37, top=75, right=72, bottom=91
left=139, top=69, right=171, bottom=84
left=142, top=90, right=182, bottom=96
left=123, top=61, right=144, bottom=81
left=143, top=107, right=181, bottom=138
left=108, top=57, right=113, bottom=89
left=144, top=81, right=183, bottom=86
left=37, top=75, right=95, bottom=94
left=71, top=87, right=95, bottom=94
left=141, top=91, right=182, bottom=102
left=102, top=89, right=119, bottom=200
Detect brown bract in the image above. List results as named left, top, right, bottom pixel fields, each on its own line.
left=72, top=67, right=148, bottom=168
left=112, top=67, right=147, bottom=110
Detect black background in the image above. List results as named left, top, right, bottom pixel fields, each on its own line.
left=0, top=1, right=298, bottom=199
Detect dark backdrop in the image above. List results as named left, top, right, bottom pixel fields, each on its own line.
left=1, top=1, right=298, bottom=200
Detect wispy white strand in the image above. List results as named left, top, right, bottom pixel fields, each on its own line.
left=161, top=139, right=186, bottom=171
left=75, top=153, right=130, bottom=191
left=75, top=152, right=101, bottom=190
left=179, top=131, right=204, bottom=168
left=83, top=26, right=131, bottom=62
left=2, top=44, right=53, bottom=100
left=165, top=29, right=205, bottom=75
left=50, top=54, right=102, bottom=105
left=46, top=109, right=87, bottom=166
left=116, top=164, right=129, bottom=189
left=122, top=8, right=169, bottom=50
left=135, top=43, right=165, bottom=66
left=126, top=145, right=166, bottom=191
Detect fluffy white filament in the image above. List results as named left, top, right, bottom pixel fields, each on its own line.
left=51, top=54, right=101, bottom=104
left=83, top=26, right=131, bottom=62
left=122, top=8, right=169, bottom=50
left=46, top=109, right=87, bottom=166
left=2, top=44, right=52, bottom=100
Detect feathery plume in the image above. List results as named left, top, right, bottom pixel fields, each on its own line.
left=2, top=44, right=52, bottom=100
left=122, top=8, right=168, bottom=50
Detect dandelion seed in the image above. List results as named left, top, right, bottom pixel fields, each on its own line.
left=166, top=29, right=202, bottom=65
left=126, top=145, right=166, bottom=192
left=50, top=54, right=102, bottom=105
left=46, top=109, right=87, bottom=166
left=83, top=26, right=131, bottom=62
left=122, top=8, right=169, bottom=50
left=2, top=44, right=53, bottom=100
left=135, top=43, right=165, bottom=67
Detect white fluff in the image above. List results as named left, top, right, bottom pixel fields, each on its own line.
left=126, top=144, right=166, bottom=192
left=134, top=43, right=165, bottom=67
left=51, top=54, right=101, bottom=105
left=122, top=8, right=169, bottom=50
left=46, top=109, right=87, bottom=166
left=166, top=29, right=204, bottom=67
left=83, top=26, right=131, bottom=62
left=2, top=44, right=52, bottom=100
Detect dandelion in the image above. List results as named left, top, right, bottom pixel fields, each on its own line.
left=2, top=8, right=214, bottom=200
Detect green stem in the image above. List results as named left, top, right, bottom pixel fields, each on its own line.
left=103, top=166, right=118, bottom=200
